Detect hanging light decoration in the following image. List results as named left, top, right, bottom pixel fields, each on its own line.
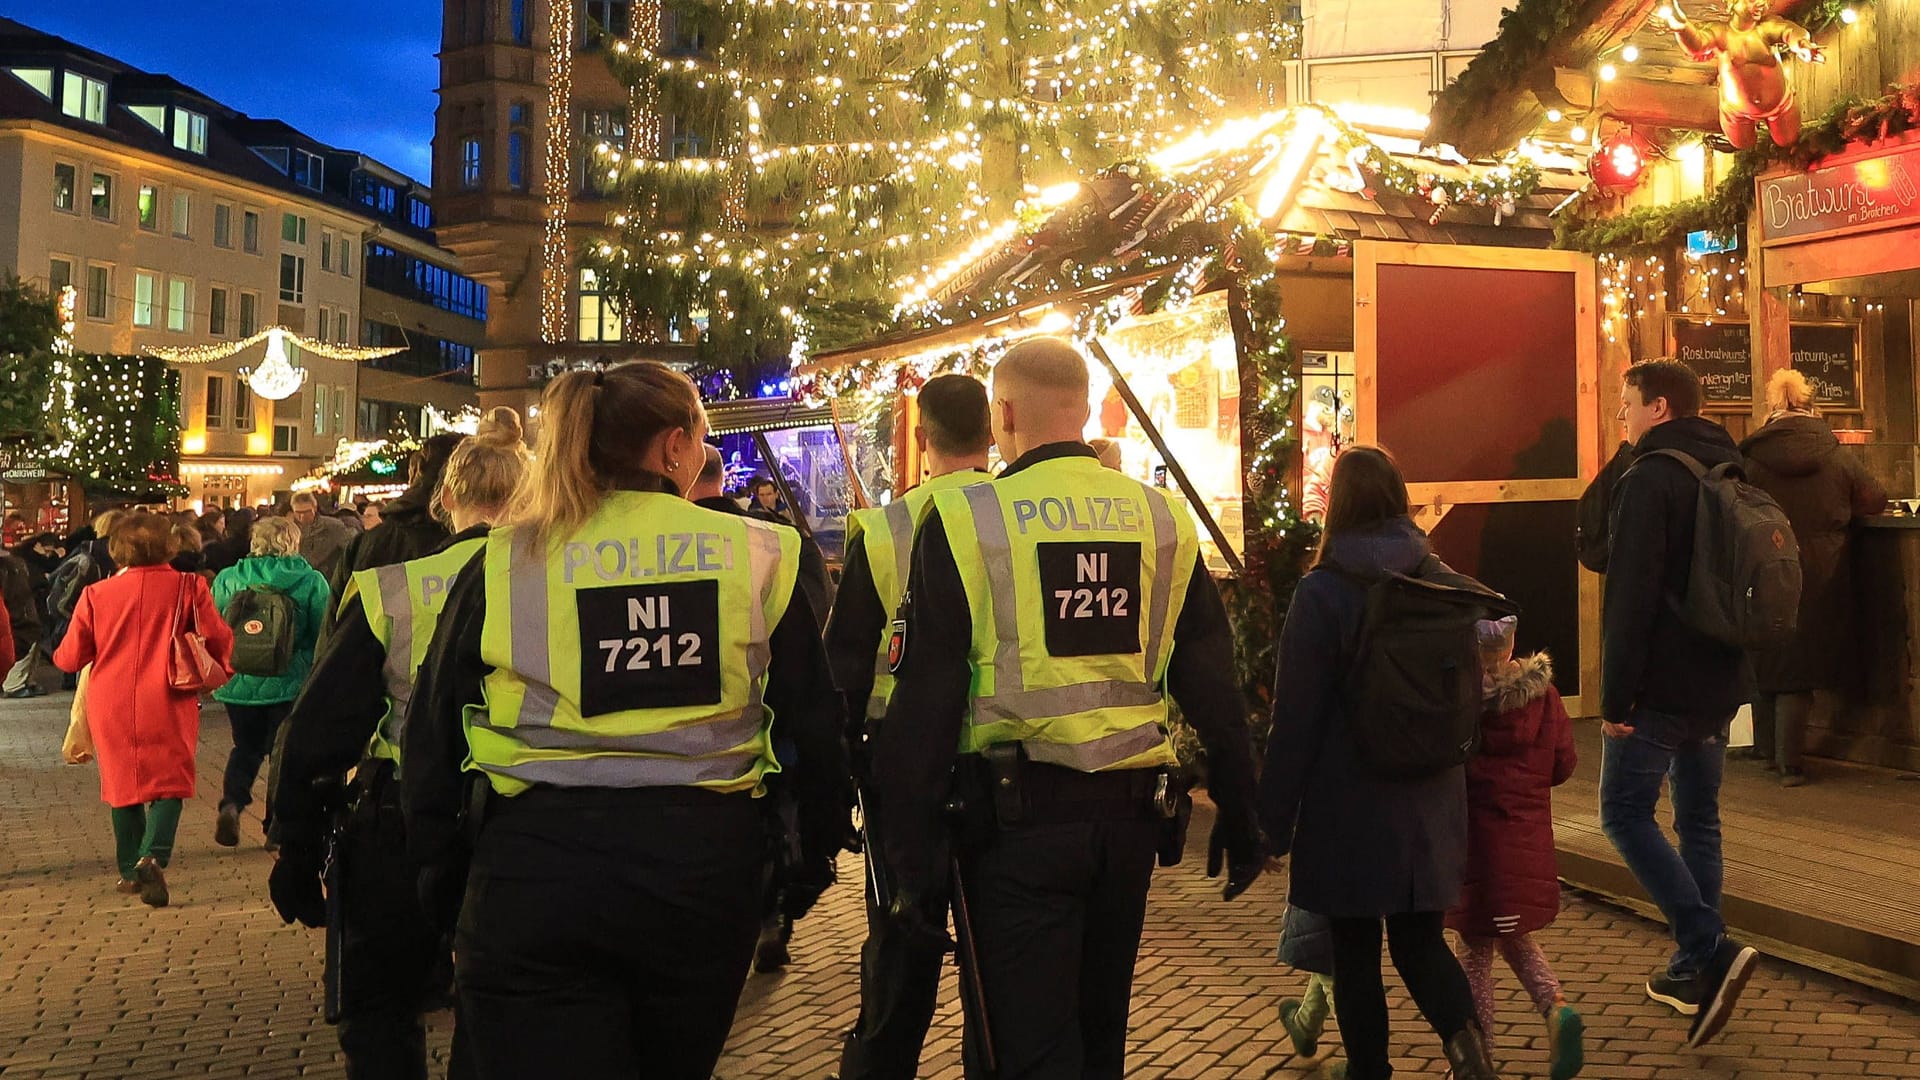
left=143, top=327, right=404, bottom=402
left=237, top=329, right=308, bottom=402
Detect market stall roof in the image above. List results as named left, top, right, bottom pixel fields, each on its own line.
left=810, top=105, right=1589, bottom=371
left=704, top=398, right=839, bottom=435
left=1426, top=0, right=1840, bottom=157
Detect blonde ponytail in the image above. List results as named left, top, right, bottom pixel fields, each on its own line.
left=438, top=406, right=532, bottom=526
left=509, top=362, right=702, bottom=554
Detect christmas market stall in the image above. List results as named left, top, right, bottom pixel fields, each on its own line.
left=802, top=104, right=1606, bottom=716
left=1428, top=0, right=1920, bottom=768
left=701, top=395, right=876, bottom=564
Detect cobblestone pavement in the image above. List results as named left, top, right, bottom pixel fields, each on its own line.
left=4, top=694, right=1919, bottom=1079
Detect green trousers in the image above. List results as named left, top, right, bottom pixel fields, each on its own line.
left=110, top=799, right=183, bottom=880
left=1296, top=971, right=1335, bottom=1037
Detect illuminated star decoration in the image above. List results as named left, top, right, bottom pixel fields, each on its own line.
left=141, top=327, right=406, bottom=402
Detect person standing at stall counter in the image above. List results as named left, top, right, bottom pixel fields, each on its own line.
left=830, top=373, right=994, bottom=1080
left=872, top=338, right=1265, bottom=1079
left=266, top=409, right=529, bottom=1080
left=401, top=362, right=850, bottom=1080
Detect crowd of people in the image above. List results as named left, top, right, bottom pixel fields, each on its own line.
left=1, top=341, right=1879, bottom=1080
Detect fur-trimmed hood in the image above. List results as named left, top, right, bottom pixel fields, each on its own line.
left=1480, top=652, right=1555, bottom=755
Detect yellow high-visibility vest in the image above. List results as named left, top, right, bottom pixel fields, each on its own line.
left=469, top=491, right=800, bottom=796
left=353, top=535, right=487, bottom=769
left=845, top=469, right=991, bottom=719
left=932, top=454, right=1198, bottom=772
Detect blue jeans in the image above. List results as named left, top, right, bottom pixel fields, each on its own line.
left=1599, top=708, right=1730, bottom=978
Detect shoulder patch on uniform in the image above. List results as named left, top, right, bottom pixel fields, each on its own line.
left=887, top=618, right=908, bottom=672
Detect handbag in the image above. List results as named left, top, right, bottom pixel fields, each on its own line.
left=168, top=574, right=230, bottom=693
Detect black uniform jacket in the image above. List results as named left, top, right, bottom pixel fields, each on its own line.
left=271, top=524, right=492, bottom=853
left=401, top=474, right=849, bottom=873
left=871, top=442, right=1260, bottom=896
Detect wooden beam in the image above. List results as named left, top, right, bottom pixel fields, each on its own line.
left=1553, top=69, right=1723, bottom=131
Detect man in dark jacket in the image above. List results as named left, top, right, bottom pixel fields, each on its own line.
left=0, top=547, right=37, bottom=696
left=1601, top=358, right=1757, bottom=1049
left=326, top=434, right=466, bottom=610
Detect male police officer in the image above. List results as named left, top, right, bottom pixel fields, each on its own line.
left=872, top=338, right=1264, bottom=1079
left=828, top=374, right=993, bottom=1079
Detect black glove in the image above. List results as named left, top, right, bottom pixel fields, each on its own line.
left=1206, top=816, right=1265, bottom=901
left=886, top=890, right=955, bottom=954
left=417, top=862, right=468, bottom=934
left=268, top=843, right=326, bottom=928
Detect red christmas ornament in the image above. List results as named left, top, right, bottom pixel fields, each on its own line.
left=1589, top=129, right=1653, bottom=192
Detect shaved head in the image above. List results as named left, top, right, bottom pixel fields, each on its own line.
left=991, top=337, right=1093, bottom=461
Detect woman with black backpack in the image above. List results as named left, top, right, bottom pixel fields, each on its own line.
left=209, top=516, right=330, bottom=849
left=1259, top=446, right=1503, bottom=1080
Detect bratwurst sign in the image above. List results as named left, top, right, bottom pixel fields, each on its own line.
left=1758, top=140, right=1920, bottom=244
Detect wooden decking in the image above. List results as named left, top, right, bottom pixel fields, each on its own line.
left=1554, top=720, right=1920, bottom=999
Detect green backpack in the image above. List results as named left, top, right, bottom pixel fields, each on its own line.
left=224, top=586, right=297, bottom=677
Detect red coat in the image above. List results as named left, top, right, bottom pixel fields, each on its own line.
left=0, top=597, right=13, bottom=676
left=54, top=566, right=233, bottom=807
left=1446, top=654, right=1576, bottom=939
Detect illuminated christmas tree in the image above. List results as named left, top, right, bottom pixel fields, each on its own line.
left=594, top=0, right=1296, bottom=374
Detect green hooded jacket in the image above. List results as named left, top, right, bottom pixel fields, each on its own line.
left=211, top=555, right=331, bottom=706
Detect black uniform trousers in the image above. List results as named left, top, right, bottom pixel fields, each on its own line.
left=336, top=766, right=474, bottom=1080
left=957, top=778, right=1161, bottom=1080
left=837, top=864, right=948, bottom=1079
left=453, top=785, right=764, bottom=1080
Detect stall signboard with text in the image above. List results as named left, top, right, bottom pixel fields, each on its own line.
left=1758, top=140, right=1920, bottom=245
left=1668, top=317, right=1753, bottom=406
left=1789, top=321, right=1861, bottom=410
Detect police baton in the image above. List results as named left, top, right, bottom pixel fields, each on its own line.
left=945, top=798, right=998, bottom=1078
left=321, top=813, right=347, bottom=1025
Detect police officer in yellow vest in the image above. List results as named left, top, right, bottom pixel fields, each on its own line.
left=400, top=362, right=849, bottom=1080
left=269, top=414, right=530, bottom=1080
left=873, top=338, right=1265, bottom=1079
left=828, top=374, right=993, bottom=1080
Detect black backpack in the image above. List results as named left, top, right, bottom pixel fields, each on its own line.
left=1336, top=558, right=1519, bottom=780
left=1577, top=442, right=1638, bottom=573
left=1642, top=448, right=1803, bottom=649
left=45, top=547, right=109, bottom=648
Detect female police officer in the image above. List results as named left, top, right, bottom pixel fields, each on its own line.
left=401, top=361, right=848, bottom=1079
left=268, top=408, right=529, bottom=1079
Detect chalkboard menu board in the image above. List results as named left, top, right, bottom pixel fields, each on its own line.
left=1789, top=322, right=1861, bottom=410
left=1669, top=317, right=1753, bottom=405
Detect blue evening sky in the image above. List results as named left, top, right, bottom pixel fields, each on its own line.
left=11, top=2, right=440, bottom=183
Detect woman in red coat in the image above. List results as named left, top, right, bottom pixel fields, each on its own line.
left=55, top=512, right=233, bottom=908
left=1447, top=617, right=1583, bottom=1079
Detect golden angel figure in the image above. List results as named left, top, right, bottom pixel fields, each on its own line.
left=1661, top=0, right=1823, bottom=149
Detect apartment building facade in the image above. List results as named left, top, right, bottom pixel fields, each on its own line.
left=0, top=18, right=481, bottom=509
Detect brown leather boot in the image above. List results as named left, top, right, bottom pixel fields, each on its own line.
left=1443, top=1024, right=1501, bottom=1080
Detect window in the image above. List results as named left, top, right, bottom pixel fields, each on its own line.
left=508, top=131, right=528, bottom=191
left=282, top=213, right=308, bottom=245
left=408, top=197, right=432, bottom=229
left=7, top=67, right=54, bottom=99
left=61, top=72, right=107, bottom=124
left=273, top=422, right=300, bottom=454
left=137, top=184, right=160, bottom=230
left=213, top=203, right=232, bottom=247
left=321, top=229, right=334, bottom=271
left=317, top=308, right=331, bottom=342
left=667, top=115, right=707, bottom=160
left=90, top=173, right=113, bottom=220
left=172, top=109, right=208, bottom=154
left=234, top=382, right=254, bottom=431
left=313, top=383, right=330, bottom=437
left=576, top=266, right=621, bottom=342
left=280, top=254, right=306, bottom=303
left=166, top=278, right=191, bottom=332
left=239, top=292, right=258, bottom=336
left=512, top=0, right=530, bottom=43
left=460, top=138, right=482, bottom=190
left=337, top=236, right=351, bottom=277
left=292, top=150, right=323, bottom=191
left=364, top=244, right=488, bottom=319
left=53, top=163, right=75, bottom=211
left=578, top=110, right=627, bottom=194
left=172, top=191, right=191, bottom=238
left=205, top=374, right=227, bottom=429
left=209, top=286, right=229, bottom=335
left=337, top=313, right=349, bottom=345
left=243, top=210, right=261, bottom=253
left=85, top=265, right=109, bottom=320
left=133, top=271, right=157, bottom=327
left=510, top=103, right=529, bottom=125
left=130, top=104, right=165, bottom=132
left=49, top=258, right=73, bottom=296
left=583, top=0, right=632, bottom=43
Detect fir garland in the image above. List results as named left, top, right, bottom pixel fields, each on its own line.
left=1556, top=81, right=1920, bottom=254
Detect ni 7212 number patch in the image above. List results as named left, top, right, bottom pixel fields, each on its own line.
left=575, top=579, right=723, bottom=716
left=1036, top=541, right=1142, bottom=657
